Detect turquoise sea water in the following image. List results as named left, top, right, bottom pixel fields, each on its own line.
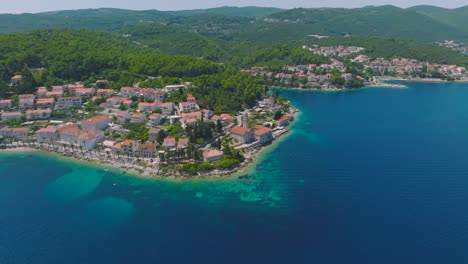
left=3, top=81, right=468, bottom=263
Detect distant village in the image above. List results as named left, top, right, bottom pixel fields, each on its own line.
left=241, top=45, right=468, bottom=90
left=0, top=78, right=296, bottom=176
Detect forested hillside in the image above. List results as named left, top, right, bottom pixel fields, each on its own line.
left=0, top=29, right=264, bottom=111
left=1, top=5, right=468, bottom=42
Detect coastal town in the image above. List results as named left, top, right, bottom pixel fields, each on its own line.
left=241, top=45, right=468, bottom=90
left=0, top=79, right=296, bottom=177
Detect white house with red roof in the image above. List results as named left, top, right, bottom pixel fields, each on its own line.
left=178, top=138, right=189, bottom=149
left=35, top=126, right=58, bottom=142
left=203, top=149, right=224, bottom=163
left=74, top=88, right=95, bottom=98
left=19, top=94, right=35, bottom=109
left=97, top=89, right=115, bottom=97
left=275, top=115, right=291, bottom=127
left=79, top=130, right=105, bottom=150
left=162, top=137, right=176, bottom=149
left=187, top=94, right=196, bottom=103
left=179, top=102, right=199, bottom=112
left=259, top=97, right=274, bottom=108
left=134, top=142, right=158, bottom=158
left=57, top=124, right=81, bottom=144
left=148, top=113, right=163, bottom=127
left=57, top=97, right=82, bottom=109
left=160, top=102, right=174, bottom=115
left=0, top=99, right=12, bottom=109
left=0, top=127, right=29, bottom=138
left=230, top=126, right=254, bottom=144
left=81, top=115, right=110, bottom=131
left=121, top=139, right=139, bottom=153
left=138, top=102, right=161, bottom=112
left=37, top=87, right=48, bottom=98
left=26, top=108, right=52, bottom=120
left=106, top=96, right=126, bottom=107
left=36, top=98, right=54, bottom=108
left=122, top=99, right=134, bottom=108
left=120, top=87, right=140, bottom=98
left=253, top=125, right=273, bottom=144
left=2, top=111, right=22, bottom=121
left=130, top=113, right=147, bottom=123
left=115, top=111, right=131, bottom=123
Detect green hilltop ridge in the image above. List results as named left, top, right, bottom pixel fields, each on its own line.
left=167, top=6, right=284, bottom=17
left=0, top=5, right=467, bottom=87
left=408, top=5, right=468, bottom=35
left=0, top=5, right=467, bottom=42
left=263, top=5, right=468, bottom=42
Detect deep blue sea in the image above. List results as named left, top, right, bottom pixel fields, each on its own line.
left=3, top=81, right=468, bottom=264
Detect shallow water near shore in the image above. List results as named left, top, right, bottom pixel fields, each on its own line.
left=3, top=81, right=468, bottom=263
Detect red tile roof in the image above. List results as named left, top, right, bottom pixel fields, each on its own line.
left=82, top=115, right=110, bottom=125
left=203, top=149, right=224, bottom=158
left=230, top=126, right=252, bottom=136
left=253, top=125, right=273, bottom=136
left=163, top=137, right=176, bottom=144
left=36, top=126, right=57, bottom=133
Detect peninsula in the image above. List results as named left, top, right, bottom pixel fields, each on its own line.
left=0, top=80, right=297, bottom=178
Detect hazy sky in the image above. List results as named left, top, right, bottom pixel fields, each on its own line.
left=0, top=0, right=467, bottom=14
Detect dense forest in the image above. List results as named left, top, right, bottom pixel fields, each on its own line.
left=1, top=5, right=468, bottom=42
left=0, top=5, right=467, bottom=71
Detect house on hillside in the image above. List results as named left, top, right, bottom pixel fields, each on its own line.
left=19, top=94, right=35, bottom=109
left=2, top=112, right=22, bottom=122
left=162, top=137, right=176, bottom=149
left=0, top=99, right=12, bottom=109
left=26, top=108, right=52, bottom=120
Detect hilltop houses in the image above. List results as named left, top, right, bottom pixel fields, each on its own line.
left=115, top=111, right=131, bottom=123
left=179, top=102, right=199, bottom=112
left=106, top=96, right=126, bottom=107
left=10, top=75, right=23, bottom=85
left=148, top=113, right=163, bottom=127
left=36, top=98, right=54, bottom=108
left=26, top=109, right=52, bottom=120
left=57, top=97, right=82, bottom=109
left=2, top=111, right=22, bottom=122
left=138, top=102, right=160, bottom=112
left=19, top=94, right=35, bottom=109
left=160, top=102, right=174, bottom=115
left=130, top=113, right=147, bottom=123
left=0, top=99, right=12, bottom=109
left=162, top=137, right=176, bottom=149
